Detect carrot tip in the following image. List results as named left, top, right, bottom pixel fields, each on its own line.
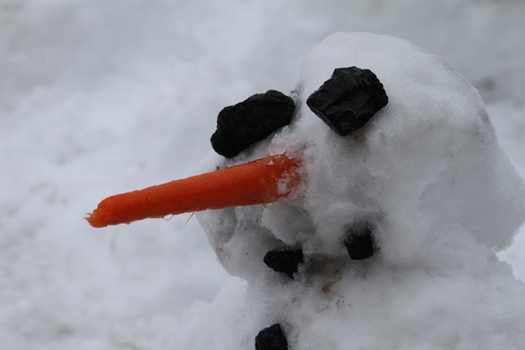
left=85, top=211, right=104, bottom=228
left=85, top=213, right=95, bottom=227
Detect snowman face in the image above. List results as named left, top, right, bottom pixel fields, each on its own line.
left=199, top=66, right=388, bottom=281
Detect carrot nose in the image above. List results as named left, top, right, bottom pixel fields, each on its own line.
left=86, top=153, right=304, bottom=228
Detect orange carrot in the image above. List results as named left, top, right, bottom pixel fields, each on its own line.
left=86, top=153, right=303, bottom=228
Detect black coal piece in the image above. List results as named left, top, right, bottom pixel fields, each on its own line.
left=306, top=67, right=388, bottom=136
left=343, top=222, right=377, bottom=260
left=263, top=248, right=304, bottom=278
left=211, top=90, right=295, bottom=158
left=255, top=323, right=289, bottom=350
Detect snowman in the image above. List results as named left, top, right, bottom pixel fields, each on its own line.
left=88, top=32, right=525, bottom=349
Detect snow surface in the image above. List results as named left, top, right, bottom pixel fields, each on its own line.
left=1, top=1, right=525, bottom=349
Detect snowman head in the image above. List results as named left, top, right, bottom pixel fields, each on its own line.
left=87, top=32, right=525, bottom=279
left=199, top=32, right=525, bottom=277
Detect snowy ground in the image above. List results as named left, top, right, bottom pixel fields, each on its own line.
left=1, top=1, right=524, bottom=349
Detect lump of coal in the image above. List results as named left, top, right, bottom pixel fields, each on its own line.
left=343, top=222, right=377, bottom=260
left=263, top=248, right=304, bottom=278
left=211, top=90, right=295, bottom=158
left=306, top=67, right=388, bottom=136
left=255, top=324, right=288, bottom=350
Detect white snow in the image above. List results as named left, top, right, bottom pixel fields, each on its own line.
left=1, top=1, right=525, bottom=349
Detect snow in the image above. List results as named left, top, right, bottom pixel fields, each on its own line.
left=1, top=1, right=525, bottom=349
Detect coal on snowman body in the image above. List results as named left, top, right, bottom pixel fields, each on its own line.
left=87, top=33, right=525, bottom=350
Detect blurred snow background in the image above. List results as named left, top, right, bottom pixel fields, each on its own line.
left=0, top=0, right=524, bottom=348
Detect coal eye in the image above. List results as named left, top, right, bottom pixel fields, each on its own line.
left=211, top=90, right=295, bottom=158
left=306, top=67, right=388, bottom=136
